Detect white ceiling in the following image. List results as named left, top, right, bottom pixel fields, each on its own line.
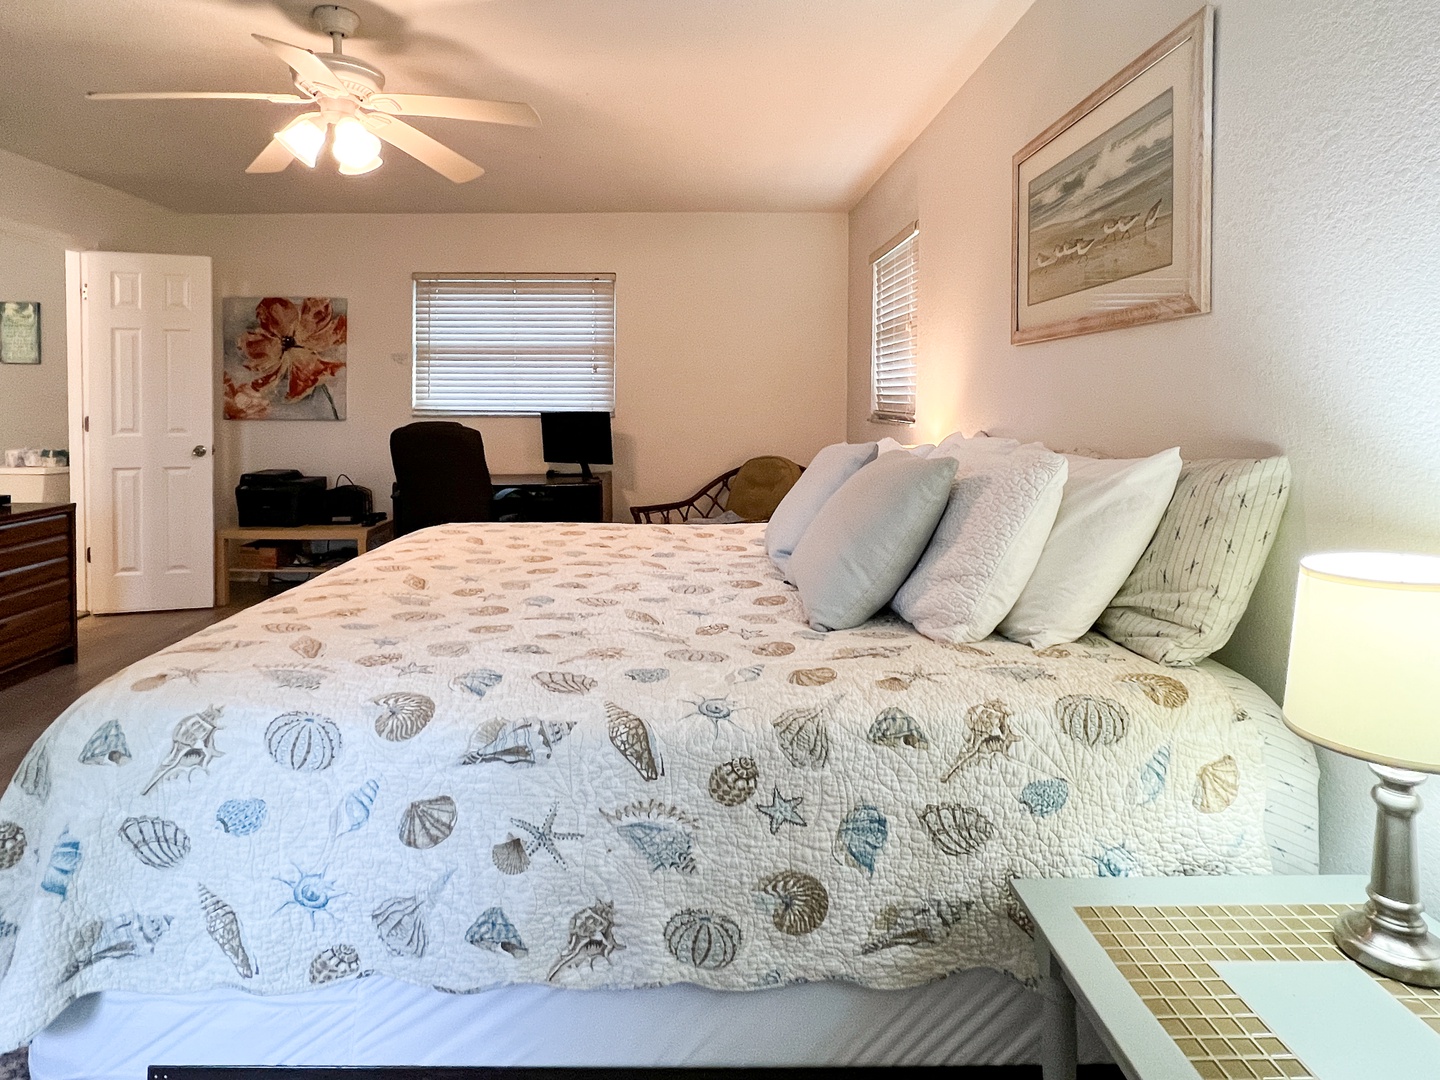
left=0, top=0, right=1032, bottom=214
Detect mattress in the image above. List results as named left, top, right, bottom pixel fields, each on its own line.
left=0, top=521, right=1316, bottom=1072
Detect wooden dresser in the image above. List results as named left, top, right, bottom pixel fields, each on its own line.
left=0, top=502, right=77, bottom=690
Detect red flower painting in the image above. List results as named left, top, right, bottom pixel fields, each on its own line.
left=222, top=296, right=348, bottom=420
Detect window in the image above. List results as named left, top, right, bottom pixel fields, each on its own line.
left=870, top=224, right=919, bottom=424
left=412, top=273, right=616, bottom=415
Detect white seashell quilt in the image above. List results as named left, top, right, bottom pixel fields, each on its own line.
left=0, top=522, right=1272, bottom=1050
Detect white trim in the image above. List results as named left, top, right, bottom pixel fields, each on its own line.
left=64, top=249, right=88, bottom=615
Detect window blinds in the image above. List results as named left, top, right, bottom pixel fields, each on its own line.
left=412, top=273, right=616, bottom=416
left=871, top=227, right=919, bottom=424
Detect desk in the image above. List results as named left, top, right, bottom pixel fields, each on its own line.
left=492, top=472, right=612, bottom=523
left=214, top=519, right=393, bottom=606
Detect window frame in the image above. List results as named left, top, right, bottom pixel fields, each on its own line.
left=869, top=223, right=920, bottom=426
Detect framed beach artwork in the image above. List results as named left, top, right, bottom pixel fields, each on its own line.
left=1012, top=7, right=1213, bottom=344
left=223, top=296, right=347, bottom=420
left=0, top=302, right=41, bottom=364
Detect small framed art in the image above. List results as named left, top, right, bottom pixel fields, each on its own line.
left=1012, top=6, right=1213, bottom=344
left=0, top=302, right=41, bottom=364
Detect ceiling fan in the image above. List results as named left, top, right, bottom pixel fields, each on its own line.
left=86, top=4, right=539, bottom=183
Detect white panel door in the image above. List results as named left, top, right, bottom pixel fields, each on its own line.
left=82, top=252, right=214, bottom=613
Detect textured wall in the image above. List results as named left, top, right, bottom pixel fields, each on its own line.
left=847, top=0, right=1440, bottom=898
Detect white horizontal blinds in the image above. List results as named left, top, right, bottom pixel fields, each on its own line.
left=413, top=273, right=616, bottom=415
left=871, top=226, right=919, bottom=424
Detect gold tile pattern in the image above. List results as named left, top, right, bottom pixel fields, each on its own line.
left=1078, top=902, right=1440, bottom=1079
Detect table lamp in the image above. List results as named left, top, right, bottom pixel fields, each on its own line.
left=1282, top=551, right=1440, bottom=987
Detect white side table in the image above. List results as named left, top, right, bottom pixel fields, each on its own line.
left=1014, top=875, right=1440, bottom=1079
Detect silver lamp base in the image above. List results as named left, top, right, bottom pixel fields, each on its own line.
left=1334, top=764, right=1440, bottom=987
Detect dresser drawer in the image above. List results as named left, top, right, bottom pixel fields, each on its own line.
left=0, top=621, right=72, bottom=673
left=0, top=512, right=69, bottom=551
left=0, top=597, right=72, bottom=649
left=0, top=554, right=70, bottom=600
left=0, top=578, right=72, bottom=625
left=0, top=536, right=70, bottom=576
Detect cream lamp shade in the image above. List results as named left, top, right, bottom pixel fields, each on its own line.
left=1282, top=552, right=1440, bottom=772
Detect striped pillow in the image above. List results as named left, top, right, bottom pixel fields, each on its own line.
left=1096, top=457, right=1291, bottom=665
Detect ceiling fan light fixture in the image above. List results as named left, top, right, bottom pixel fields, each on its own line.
left=274, top=113, right=326, bottom=168
left=337, top=155, right=383, bottom=176
left=331, top=116, right=382, bottom=169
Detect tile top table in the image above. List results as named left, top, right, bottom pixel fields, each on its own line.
left=1013, top=874, right=1440, bottom=1080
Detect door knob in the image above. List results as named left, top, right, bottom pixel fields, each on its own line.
left=192, top=445, right=209, bottom=457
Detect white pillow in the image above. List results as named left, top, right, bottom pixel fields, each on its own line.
left=892, top=441, right=1068, bottom=643
left=876, top=436, right=935, bottom=457
left=998, top=448, right=1183, bottom=648
left=765, top=441, right=877, bottom=575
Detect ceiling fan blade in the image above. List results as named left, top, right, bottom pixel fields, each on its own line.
left=245, top=138, right=296, bottom=174
left=252, top=34, right=350, bottom=97
left=360, top=113, right=484, bottom=183
left=366, top=94, right=539, bottom=128
left=87, top=91, right=310, bottom=103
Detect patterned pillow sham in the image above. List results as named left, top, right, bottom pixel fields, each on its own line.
left=1096, top=457, right=1292, bottom=665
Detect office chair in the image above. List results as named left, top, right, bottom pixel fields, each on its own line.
left=389, top=422, right=494, bottom=536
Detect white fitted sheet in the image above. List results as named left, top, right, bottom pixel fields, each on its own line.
left=29, top=661, right=1316, bottom=1078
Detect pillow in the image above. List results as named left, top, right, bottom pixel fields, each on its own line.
left=877, top=436, right=935, bottom=457
left=999, top=448, right=1183, bottom=648
left=787, top=452, right=958, bottom=631
left=765, top=442, right=877, bottom=574
left=1096, top=456, right=1292, bottom=665
left=892, top=441, right=1068, bottom=643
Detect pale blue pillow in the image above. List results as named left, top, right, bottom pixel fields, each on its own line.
left=787, top=452, right=958, bottom=631
left=765, top=442, right=878, bottom=575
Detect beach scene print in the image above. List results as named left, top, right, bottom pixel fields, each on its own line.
left=1027, top=89, right=1174, bottom=306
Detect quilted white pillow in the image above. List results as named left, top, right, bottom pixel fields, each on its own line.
left=998, top=448, right=1183, bottom=649
left=892, top=440, right=1068, bottom=643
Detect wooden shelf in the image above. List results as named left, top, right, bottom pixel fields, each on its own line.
left=214, top=518, right=393, bottom=606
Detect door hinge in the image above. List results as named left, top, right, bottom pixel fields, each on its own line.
left=83, top=416, right=89, bottom=433
left=86, top=547, right=91, bottom=563
left=81, top=282, right=88, bottom=301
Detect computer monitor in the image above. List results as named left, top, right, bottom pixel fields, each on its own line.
left=540, top=412, right=613, bottom=479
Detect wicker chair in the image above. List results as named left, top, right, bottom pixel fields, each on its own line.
left=630, top=456, right=804, bottom=524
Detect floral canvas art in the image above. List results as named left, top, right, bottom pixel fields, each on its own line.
left=223, top=296, right=347, bottom=420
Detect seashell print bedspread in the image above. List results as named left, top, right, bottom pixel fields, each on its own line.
left=0, top=522, right=1272, bottom=1049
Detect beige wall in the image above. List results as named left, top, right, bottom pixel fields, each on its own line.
left=182, top=211, right=849, bottom=524
left=847, top=0, right=1440, bottom=897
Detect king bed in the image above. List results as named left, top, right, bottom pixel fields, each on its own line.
left=0, top=518, right=1318, bottom=1076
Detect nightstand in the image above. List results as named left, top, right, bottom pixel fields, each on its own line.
left=1013, top=875, right=1440, bottom=1079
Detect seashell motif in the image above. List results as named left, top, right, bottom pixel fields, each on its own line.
left=664, top=649, right=728, bottom=663
left=392, top=611, right=442, bottom=622
left=755, top=870, right=829, bottom=936
left=492, top=835, right=531, bottom=875
left=1055, top=695, right=1129, bottom=747
left=665, top=909, right=741, bottom=970
left=627, top=609, right=662, bottom=626
left=831, top=645, right=908, bottom=660
left=833, top=805, right=888, bottom=876
left=727, top=665, right=765, bottom=684
left=982, top=664, right=1055, bottom=683
left=451, top=668, right=505, bottom=698
left=752, top=641, right=795, bottom=657
left=506, top=644, right=548, bottom=655
left=1193, top=755, right=1240, bottom=813
left=695, top=623, right=728, bottom=636
left=309, top=944, right=360, bottom=984
left=119, top=816, right=191, bottom=868
left=130, top=671, right=173, bottom=692
left=466, top=907, right=527, bottom=958
left=606, top=702, right=663, bottom=780
left=266, top=668, right=324, bottom=690
left=576, top=597, right=619, bottom=607
left=533, top=670, right=597, bottom=695
left=603, top=801, right=698, bottom=875
left=356, top=653, right=403, bottom=667
left=943, top=698, right=1021, bottom=779
left=1131, top=746, right=1171, bottom=805
left=372, top=692, right=436, bottom=742
left=61, top=913, right=173, bottom=981
left=918, top=803, right=993, bottom=856
left=290, top=636, right=324, bottom=659
left=1088, top=842, right=1140, bottom=878
left=669, top=583, right=712, bottom=595
left=1119, top=672, right=1190, bottom=709
left=216, top=797, right=268, bottom=836
left=199, top=884, right=255, bottom=977
left=772, top=704, right=830, bottom=768
left=331, top=779, right=379, bottom=836
left=266, top=712, right=342, bottom=772
left=625, top=667, right=670, bottom=683
left=754, top=595, right=789, bottom=607
left=399, top=795, right=457, bottom=849
left=18, top=741, right=52, bottom=802
left=546, top=899, right=622, bottom=982
left=426, top=642, right=471, bottom=657
left=1019, top=778, right=1070, bottom=817
left=1035, top=644, right=1072, bottom=659
left=403, top=574, right=427, bottom=591
left=866, top=707, right=930, bottom=750
left=461, top=717, right=575, bottom=767
left=467, top=605, right=510, bottom=616
left=468, top=624, right=513, bottom=635
left=41, top=829, right=82, bottom=898
left=789, top=667, right=837, bottom=687
left=729, top=579, right=761, bottom=588
left=708, top=758, right=760, bottom=806
left=141, top=705, right=224, bottom=795
left=861, top=897, right=971, bottom=954
left=1005, top=874, right=1036, bottom=938
left=79, top=719, right=131, bottom=766
left=0, top=822, right=25, bottom=870
left=264, top=622, right=311, bottom=633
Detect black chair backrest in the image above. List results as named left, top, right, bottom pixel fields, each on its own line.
left=389, top=422, right=494, bottom=535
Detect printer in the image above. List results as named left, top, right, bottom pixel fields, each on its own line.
left=236, top=470, right=328, bottom=527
